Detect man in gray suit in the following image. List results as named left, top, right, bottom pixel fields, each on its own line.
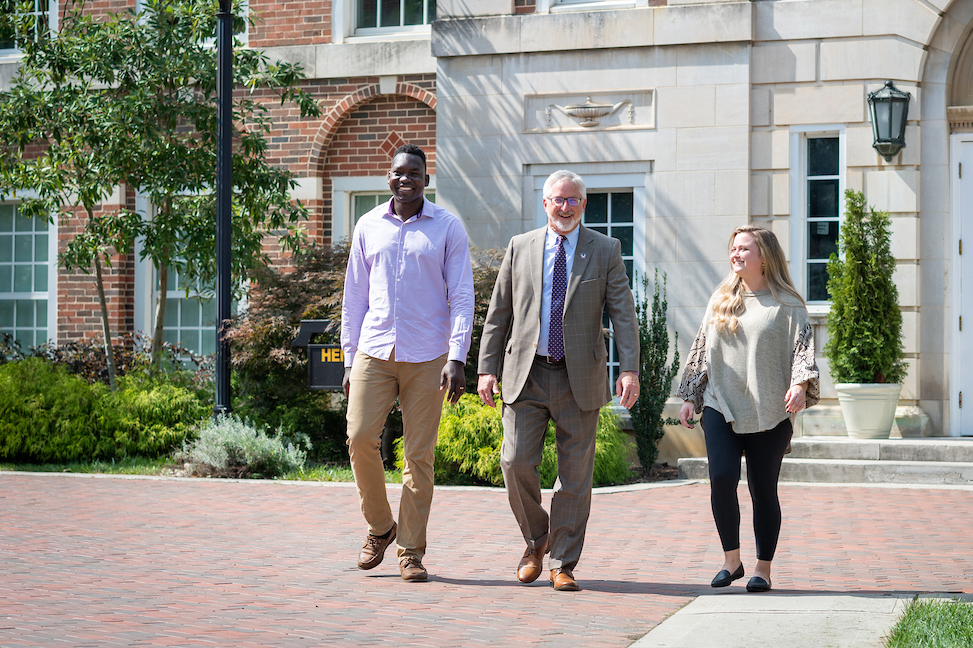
left=477, top=169, right=640, bottom=592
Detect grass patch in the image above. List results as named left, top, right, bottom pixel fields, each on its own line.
left=282, top=464, right=402, bottom=483
left=0, top=457, right=172, bottom=475
left=886, top=597, right=973, bottom=648
left=0, top=459, right=401, bottom=482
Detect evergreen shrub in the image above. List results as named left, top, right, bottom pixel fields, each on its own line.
left=397, top=395, right=632, bottom=488
left=0, top=358, right=208, bottom=462
left=630, top=270, right=680, bottom=470
left=824, top=190, right=908, bottom=384
left=177, top=413, right=308, bottom=479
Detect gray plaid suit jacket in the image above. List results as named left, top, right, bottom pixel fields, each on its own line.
left=478, top=224, right=639, bottom=412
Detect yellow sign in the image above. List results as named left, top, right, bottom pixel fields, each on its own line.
left=319, top=347, right=345, bottom=363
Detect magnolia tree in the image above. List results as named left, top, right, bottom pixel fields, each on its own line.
left=0, top=0, right=321, bottom=383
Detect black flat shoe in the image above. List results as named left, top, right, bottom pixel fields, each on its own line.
left=746, top=576, right=772, bottom=592
left=710, top=564, right=745, bottom=588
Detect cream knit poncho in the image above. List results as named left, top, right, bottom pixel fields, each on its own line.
left=677, top=290, right=820, bottom=435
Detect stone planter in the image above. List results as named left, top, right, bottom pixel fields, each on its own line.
left=834, top=383, right=903, bottom=439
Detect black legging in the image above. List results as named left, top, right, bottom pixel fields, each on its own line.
left=701, top=407, right=792, bottom=561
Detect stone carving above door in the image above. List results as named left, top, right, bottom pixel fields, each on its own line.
left=523, top=90, right=654, bottom=133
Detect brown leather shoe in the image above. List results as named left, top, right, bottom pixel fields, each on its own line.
left=357, top=522, right=396, bottom=570
left=399, top=556, right=428, bottom=582
left=550, top=568, right=579, bottom=591
left=516, top=539, right=549, bottom=583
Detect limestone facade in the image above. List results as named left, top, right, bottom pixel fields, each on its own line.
left=432, top=0, right=973, bottom=438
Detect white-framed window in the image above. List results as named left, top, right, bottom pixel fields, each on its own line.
left=532, top=170, right=648, bottom=390
left=1, top=0, right=58, bottom=52
left=789, top=127, right=846, bottom=306
left=355, top=0, right=435, bottom=33
left=331, top=175, right=436, bottom=242
left=0, top=202, right=57, bottom=348
left=332, top=0, right=433, bottom=42
left=133, top=193, right=239, bottom=358
left=162, top=268, right=218, bottom=356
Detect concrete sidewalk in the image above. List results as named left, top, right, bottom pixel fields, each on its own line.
left=0, top=472, right=970, bottom=647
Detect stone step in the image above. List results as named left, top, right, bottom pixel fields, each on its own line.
left=788, top=436, right=973, bottom=463
left=677, top=457, right=973, bottom=486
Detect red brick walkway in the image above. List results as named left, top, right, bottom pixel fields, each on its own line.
left=0, top=474, right=969, bottom=647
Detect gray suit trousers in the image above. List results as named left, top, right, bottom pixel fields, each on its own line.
left=500, top=357, right=600, bottom=572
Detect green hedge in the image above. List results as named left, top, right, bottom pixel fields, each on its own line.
left=0, top=358, right=208, bottom=463
left=397, top=394, right=632, bottom=488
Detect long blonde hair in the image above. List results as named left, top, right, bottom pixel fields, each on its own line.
left=709, top=226, right=805, bottom=333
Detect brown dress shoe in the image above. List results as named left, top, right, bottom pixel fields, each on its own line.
left=550, top=568, right=579, bottom=591
left=516, top=539, right=549, bottom=583
left=357, top=522, right=396, bottom=570
left=399, top=556, right=428, bottom=582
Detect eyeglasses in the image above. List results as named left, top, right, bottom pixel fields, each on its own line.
left=547, top=197, right=582, bottom=207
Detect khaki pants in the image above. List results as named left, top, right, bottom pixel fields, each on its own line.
left=346, top=349, right=447, bottom=560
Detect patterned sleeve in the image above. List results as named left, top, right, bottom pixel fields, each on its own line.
left=676, top=324, right=708, bottom=414
left=791, top=321, right=820, bottom=409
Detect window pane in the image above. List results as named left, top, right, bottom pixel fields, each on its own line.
left=807, top=221, right=839, bottom=260
left=34, top=263, right=47, bottom=291
left=201, top=298, right=217, bottom=326
left=36, top=300, right=46, bottom=325
left=15, top=329, right=32, bottom=349
left=590, top=226, right=608, bottom=236
left=14, top=234, right=32, bottom=262
left=428, top=0, right=435, bottom=21
left=34, top=234, right=47, bottom=262
left=404, top=0, right=423, bottom=25
left=808, top=262, right=830, bottom=301
left=0, top=266, right=10, bottom=292
left=180, top=298, right=200, bottom=327
left=0, top=236, right=11, bottom=263
left=201, top=329, right=216, bottom=355
left=163, top=329, right=179, bottom=346
left=13, top=265, right=31, bottom=292
left=167, top=269, right=178, bottom=291
left=16, top=301, right=33, bottom=327
left=611, top=192, right=634, bottom=223
left=380, top=0, right=399, bottom=27
left=180, top=330, right=199, bottom=352
left=624, top=259, right=634, bottom=286
left=14, top=212, right=33, bottom=232
left=357, top=0, right=378, bottom=28
left=614, top=226, right=634, bottom=257
left=585, top=194, right=608, bottom=224
left=808, top=179, right=839, bottom=218
left=164, top=298, right=179, bottom=327
left=808, top=137, right=839, bottom=176
left=0, top=206, right=13, bottom=231
left=0, top=300, right=13, bottom=328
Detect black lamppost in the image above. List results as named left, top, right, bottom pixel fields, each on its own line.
left=867, top=80, right=911, bottom=162
left=214, top=0, right=233, bottom=417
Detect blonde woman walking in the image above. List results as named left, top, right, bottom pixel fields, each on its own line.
left=677, top=226, right=819, bottom=593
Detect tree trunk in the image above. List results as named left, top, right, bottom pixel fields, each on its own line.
left=93, top=254, right=118, bottom=391
left=150, top=261, right=169, bottom=375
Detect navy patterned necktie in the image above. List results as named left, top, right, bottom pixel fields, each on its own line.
left=549, top=235, right=567, bottom=361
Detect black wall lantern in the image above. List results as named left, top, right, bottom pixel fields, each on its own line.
left=867, top=80, right=911, bottom=162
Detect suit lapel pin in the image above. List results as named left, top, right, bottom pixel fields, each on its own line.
left=580, top=252, right=587, bottom=259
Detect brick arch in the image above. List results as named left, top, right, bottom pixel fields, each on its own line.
left=310, top=81, right=436, bottom=174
